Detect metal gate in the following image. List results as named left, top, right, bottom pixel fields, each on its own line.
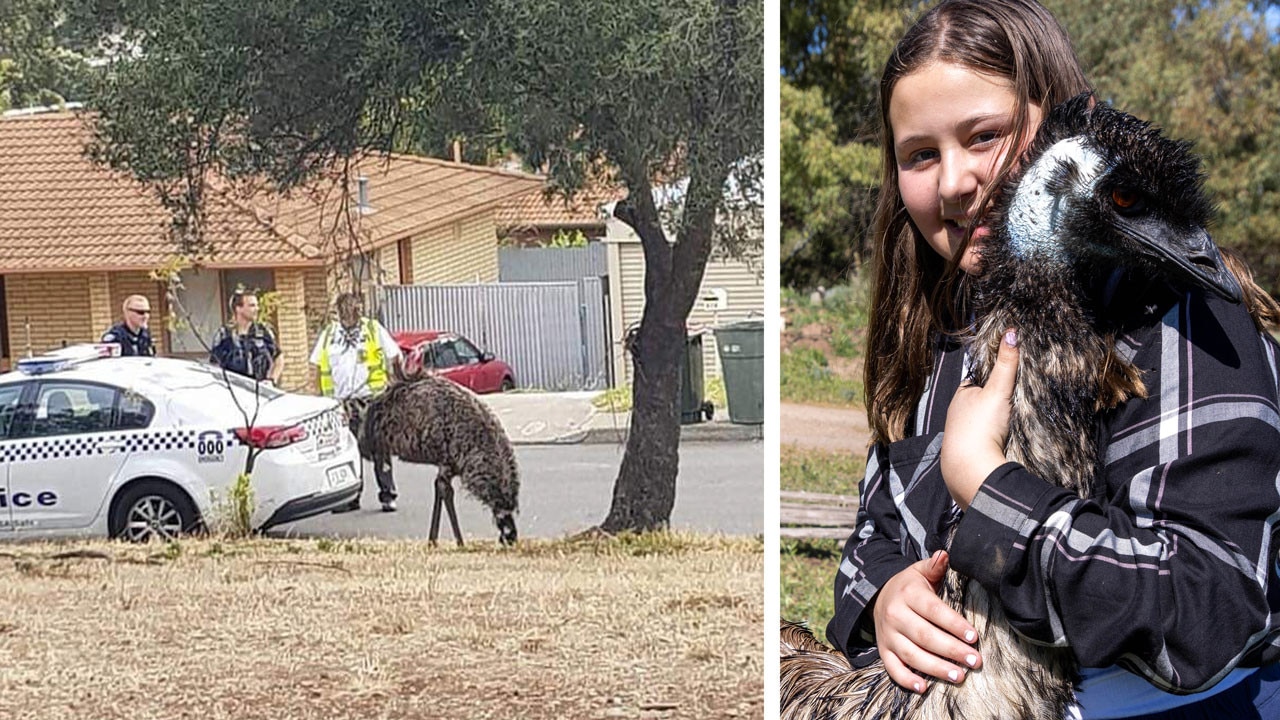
left=379, top=279, right=611, bottom=391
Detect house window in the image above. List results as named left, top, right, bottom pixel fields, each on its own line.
left=168, top=268, right=276, bottom=358
left=221, top=269, right=276, bottom=314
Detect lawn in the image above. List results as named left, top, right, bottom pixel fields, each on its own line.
left=0, top=533, right=763, bottom=720
left=779, top=278, right=872, bottom=647
left=779, top=445, right=865, bottom=646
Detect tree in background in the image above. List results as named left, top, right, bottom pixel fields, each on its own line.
left=86, top=0, right=763, bottom=534
left=0, top=0, right=105, bottom=110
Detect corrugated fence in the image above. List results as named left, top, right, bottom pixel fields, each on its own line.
left=379, top=280, right=611, bottom=391
left=498, top=244, right=608, bottom=282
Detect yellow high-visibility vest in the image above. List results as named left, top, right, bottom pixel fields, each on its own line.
left=317, top=318, right=387, bottom=397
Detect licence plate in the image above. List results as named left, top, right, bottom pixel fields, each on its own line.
left=325, top=462, right=358, bottom=489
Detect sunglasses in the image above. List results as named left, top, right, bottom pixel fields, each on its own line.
left=127, top=308, right=151, bottom=315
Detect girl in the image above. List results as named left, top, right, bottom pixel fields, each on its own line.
left=822, top=0, right=1280, bottom=717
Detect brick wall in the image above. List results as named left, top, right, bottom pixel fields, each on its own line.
left=4, top=273, right=94, bottom=357
left=274, top=268, right=311, bottom=392
left=409, top=212, right=499, bottom=284
left=87, top=273, right=113, bottom=338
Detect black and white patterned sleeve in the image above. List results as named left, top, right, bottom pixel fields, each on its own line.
left=949, top=292, right=1280, bottom=693
left=826, top=442, right=916, bottom=662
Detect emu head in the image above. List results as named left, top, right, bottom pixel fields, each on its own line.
left=995, top=93, right=1241, bottom=303
left=495, top=510, right=517, bottom=546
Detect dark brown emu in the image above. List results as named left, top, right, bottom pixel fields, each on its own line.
left=347, top=368, right=520, bottom=546
left=779, top=94, right=1243, bottom=720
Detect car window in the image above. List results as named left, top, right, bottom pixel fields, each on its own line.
left=433, top=341, right=460, bottom=369
left=117, top=389, right=154, bottom=429
left=454, top=338, right=481, bottom=364
left=32, top=383, right=117, bottom=437
left=0, top=385, right=23, bottom=440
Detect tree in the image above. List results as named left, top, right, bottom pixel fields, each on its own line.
left=0, top=0, right=103, bottom=110
left=780, top=78, right=878, bottom=288
left=88, top=0, right=763, bottom=534
left=779, top=0, right=911, bottom=289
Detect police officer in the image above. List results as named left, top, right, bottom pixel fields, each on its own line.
left=101, top=295, right=157, bottom=356
left=209, top=290, right=282, bottom=384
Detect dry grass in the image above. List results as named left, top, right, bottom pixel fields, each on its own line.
left=0, top=534, right=763, bottom=720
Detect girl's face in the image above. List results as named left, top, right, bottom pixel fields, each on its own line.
left=889, top=61, right=1041, bottom=274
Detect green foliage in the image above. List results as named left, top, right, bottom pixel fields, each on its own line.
left=0, top=0, right=99, bottom=111
left=781, top=347, right=862, bottom=406
left=706, top=375, right=727, bottom=409
left=780, top=79, right=880, bottom=289
left=592, top=385, right=632, bottom=413
left=548, top=229, right=588, bottom=248
left=161, top=540, right=183, bottom=561
left=781, top=280, right=870, bottom=406
left=779, top=0, right=912, bottom=289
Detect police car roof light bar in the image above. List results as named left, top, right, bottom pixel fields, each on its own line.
left=17, top=343, right=123, bottom=375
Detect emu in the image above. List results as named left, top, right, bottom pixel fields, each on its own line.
left=347, top=369, right=520, bottom=546
left=779, top=95, right=1243, bottom=720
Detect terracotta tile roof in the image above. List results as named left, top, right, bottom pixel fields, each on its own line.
left=495, top=185, right=625, bottom=233
left=0, top=111, right=544, bottom=273
left=255, top=153, right=547, bottom=258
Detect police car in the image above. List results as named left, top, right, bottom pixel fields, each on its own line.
left=0, top=345, right=362, bottom=541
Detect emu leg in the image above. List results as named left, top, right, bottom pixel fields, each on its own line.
left=441, top=477, right=464, bottom=546
left=429, top=472, right=448, bottom=546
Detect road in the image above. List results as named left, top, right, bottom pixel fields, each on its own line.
left=267, top=440, right=764, bottom=541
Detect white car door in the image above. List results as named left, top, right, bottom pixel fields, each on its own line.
left=7, top=380, right=136, bottom=532
left=0, top=383, right=24, bottom=533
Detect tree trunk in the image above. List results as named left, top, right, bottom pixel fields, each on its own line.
left=600, top=310, right=685, bottom=532
left=600, top=166, right=725, bottom=533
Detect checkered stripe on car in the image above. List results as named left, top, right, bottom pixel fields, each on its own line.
left=0, top=429, right=242, bottom=463
left=301, top=409, right=339, bottom=434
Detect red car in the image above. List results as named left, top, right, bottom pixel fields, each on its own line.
left=392, top=331, right=516, bottom=394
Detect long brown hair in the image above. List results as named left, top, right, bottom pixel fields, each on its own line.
left=865, top=0, right=1091, bottom=443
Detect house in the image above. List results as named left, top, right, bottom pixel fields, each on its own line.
left=0, top=110, right=543, bottom=389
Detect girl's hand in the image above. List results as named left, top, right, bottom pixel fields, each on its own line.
left=874, top=550, right=982, bottom=692
left=941, top=329, right=1020, bottom=509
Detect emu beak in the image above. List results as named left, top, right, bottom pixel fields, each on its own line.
left=1123, top=221, right=1243, bottom=303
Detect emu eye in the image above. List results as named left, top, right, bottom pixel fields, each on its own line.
left=1111, top=188, right=1144, bottom=214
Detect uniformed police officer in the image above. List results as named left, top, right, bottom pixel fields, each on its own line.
left=101, top=295, right=157, bottom=357
left=209, top=290, right=282, bottom=384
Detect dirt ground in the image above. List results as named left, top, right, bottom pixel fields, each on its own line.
left=0, top=536, right=762, bottom=720
left=779, top=319, right=870, bottom=452
left=779, top=403, right=869, bottom=455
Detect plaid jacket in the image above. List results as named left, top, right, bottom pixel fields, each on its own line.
left=828, top=284, right=1280, bottom=693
